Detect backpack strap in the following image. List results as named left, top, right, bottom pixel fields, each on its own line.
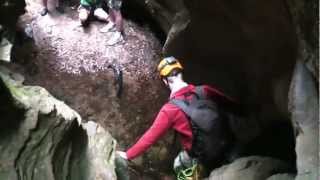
left=170, top=85, right=205, bottom=115
left=170, top=99, right=193, bottom=118
left=188, top=86, right=205, bottom=104
left=195, top=86, right=206, bottom=99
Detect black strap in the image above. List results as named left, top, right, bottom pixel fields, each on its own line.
left=188, top=85, right=204, bottom=104
left=170, top=86, right=205, bottom=116
left=195, top=86, right=205, bottom=99
left=170, top=99, right=192, bottom=118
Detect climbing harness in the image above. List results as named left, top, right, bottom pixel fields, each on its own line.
left=174, top=151, right=201, bottom=180
left=176, top=163, right=201, bottom=180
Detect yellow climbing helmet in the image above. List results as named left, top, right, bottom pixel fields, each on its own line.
left=157, top=56, right=183, bottom=77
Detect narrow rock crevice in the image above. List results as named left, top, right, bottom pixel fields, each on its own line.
left=0, top=68, right=117, bottom=180
left=0, top=78, right=25, bottom=136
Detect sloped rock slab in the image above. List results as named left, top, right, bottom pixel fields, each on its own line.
left=0, top=66, right=116, bottom=180
left=267, top=173, right=295, bottom=180
left=207, top=156, right=291, bottom=180
left=289, top=55, right=319, bottom=180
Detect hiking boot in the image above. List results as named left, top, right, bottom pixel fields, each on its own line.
left=100, top=22, right=116, bottom=33
left=80, top=19, right=89, bottom=27
left=40, top=8, right=48, bottom=16
left=106, top=31, right=123, bottom=46
left=24, top=24, right=33, bottom=39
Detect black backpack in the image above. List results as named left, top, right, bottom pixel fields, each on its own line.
left=170, top=86, right=233, bottom=167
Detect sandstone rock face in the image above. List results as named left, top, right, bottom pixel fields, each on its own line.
left=289, top=60, right=318, bottom=180
left=207, top=156, right=291, bottom=180
left=286, top=0, right=318, bottom=80
left=0, top=67, right=117, bottom=180
left=266, top=173, right=295, bottom=180
left=286, top=0, right=319, bottom=179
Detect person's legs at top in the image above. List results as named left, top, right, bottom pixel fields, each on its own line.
left=108, top=7, right=116, bottom=22
left=40, top=0, right=48, bottom=16
left=107, top=0, right=123, bottom=33
left=95, top=7, right=120, bottom=42
left=110, top=8, right=123, bottom=33
left=93, top=8, right=110, bottom=22
left=99, top=9, right=117, bottom=33
left=40, top=0, right=63, bottom=15
left=55, top=0, right=64, bottom=13
left=102, top=0, right=124, bottom=45
left=78, top=5, right=91, bottom=26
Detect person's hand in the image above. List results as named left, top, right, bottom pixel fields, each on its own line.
left=115, top=151, right=129, bottom=180
left=116, top=151, right=128, bottom=160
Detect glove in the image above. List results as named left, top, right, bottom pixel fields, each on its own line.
left=115, top=151, right=129, bottom=180
left=116, top=151, right=128, bottom=160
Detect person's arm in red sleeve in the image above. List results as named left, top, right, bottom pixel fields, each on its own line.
left=126, top=108, right=172, bottom=160
left=203, top=85, right=245, bottom=116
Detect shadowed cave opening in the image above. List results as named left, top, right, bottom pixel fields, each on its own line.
left=0, top=78, right=26, bottom=136
left=116, top=0, right=299, bottom=177
left=121, top=0, right=167, bottom=44
left=243, top=120, right=297, bottom=172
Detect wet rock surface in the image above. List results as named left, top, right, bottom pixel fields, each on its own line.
left=0, top=67, right=117, bottom=180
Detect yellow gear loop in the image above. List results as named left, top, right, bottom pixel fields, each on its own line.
left=177, top=164, right=200, bottom=180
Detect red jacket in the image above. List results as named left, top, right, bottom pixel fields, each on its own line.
left=126, top=84, right=234, bottom=160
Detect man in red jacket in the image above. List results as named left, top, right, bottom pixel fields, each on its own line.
left=117, top=56, right=236, bottom=178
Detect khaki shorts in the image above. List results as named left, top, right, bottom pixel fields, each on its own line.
left=78, top=4, right=98, bottom=13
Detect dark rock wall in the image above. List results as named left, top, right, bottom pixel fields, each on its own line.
left=167, top=0, right=297, bottom=125
left=286, top=0, right=318, bottom=79
left=133, top=1, right=298, bottom=169
left=0, top=0, right=25, bottom=29
left=128, top=0, right=317, bottom=178
left=130, top=0, right=298, bottom=126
